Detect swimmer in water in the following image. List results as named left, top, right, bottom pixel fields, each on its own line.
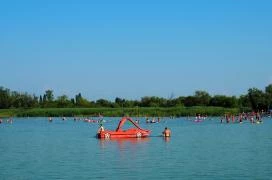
left=162, top=127, right=171, bottom=137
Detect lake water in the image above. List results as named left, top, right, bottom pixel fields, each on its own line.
left=0, top=117, right=271, bottom=180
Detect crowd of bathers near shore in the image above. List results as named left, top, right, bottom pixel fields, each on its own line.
left=219, top=111, right=268, bottom=124
left=0, top=111, right=271, bottom=125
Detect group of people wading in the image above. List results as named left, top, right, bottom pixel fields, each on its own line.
left=0, top=118, right=13, bottom=124
left=221, top=111, right=264, bottom=124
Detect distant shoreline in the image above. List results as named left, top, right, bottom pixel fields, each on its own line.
left=0, top=106, right=240, bottom=117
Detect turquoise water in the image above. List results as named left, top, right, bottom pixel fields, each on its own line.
left=0, top=117, right=271, bottom=180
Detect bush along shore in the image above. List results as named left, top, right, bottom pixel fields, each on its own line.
left=0, top=106, right=240, bottom=117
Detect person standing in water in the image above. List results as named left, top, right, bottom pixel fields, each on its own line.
left=162, top=127, right=171, bottom=137
left=48, top=117, right=53, bottom=122
left=97, top=124, right=105, bottom=134
left=220, top=116, right=224, bottom=123
left=7, top=117, right=13, bottom=124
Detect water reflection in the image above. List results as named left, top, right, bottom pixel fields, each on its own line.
left=163, top=136, right=171, bottom=142
left=98, top=138, right=150, bottom=150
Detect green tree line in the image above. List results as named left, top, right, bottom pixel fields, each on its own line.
left=1, top=84, right=272, bottom=111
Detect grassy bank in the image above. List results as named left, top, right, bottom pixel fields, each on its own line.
left=0, top=106, right=240, bottom=117
left=0, top=109, right=20, bottom=117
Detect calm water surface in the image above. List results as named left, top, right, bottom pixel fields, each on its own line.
left=0, top=117, right=271, bottom=180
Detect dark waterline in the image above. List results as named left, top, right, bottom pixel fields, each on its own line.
left=0, top=117, right=271, bottom=180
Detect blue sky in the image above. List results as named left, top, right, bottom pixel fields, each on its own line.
left=0, top=0, right=271, bottom=100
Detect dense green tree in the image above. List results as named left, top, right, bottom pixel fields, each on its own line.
left=56, top=95, right=72, bottom=107
left=42, top=94, right=47, bottom=103
left=70, top=98, right=75, bottom=105
left=96, top=99, right=112, bottom=107
left=45, top=90, right=54, bottom=102
left=265, top=84, right=272, bottom=110
left=125, top=100, right=139, bottom=108
left=184, top=96, right=197, bottom=107
left=32, top=95, right=39, bottom=107
left=265, top=84, right=272, bottom=94
left=0, top=87, right=39, bottom=108
left=41, top=90, right=56, bottom=107
left=140, top=96, right=166, bottom=107
left=210, top=95, right=238, bottom=108
left=115, top=97, right=125, bottom=107
left=0, top=87, right=11, bottom=108
left=174, top=96, right=185, bottom=107
left=39, top=95, right=43, bottom=104
left=75, top=93, right=91, bottom=107
left=248, top=88, right=266, bottom=111
left=238, top=95, right=251, bottom=109
left=75, top=93, right=82, bottom=105
left=194, top=90, right=211, bottom=106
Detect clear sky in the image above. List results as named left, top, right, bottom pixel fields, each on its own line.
left=0, top=0, right=271, bottom=100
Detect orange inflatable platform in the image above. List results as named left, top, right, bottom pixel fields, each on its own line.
left=97, top=117, right=151, bottom=139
